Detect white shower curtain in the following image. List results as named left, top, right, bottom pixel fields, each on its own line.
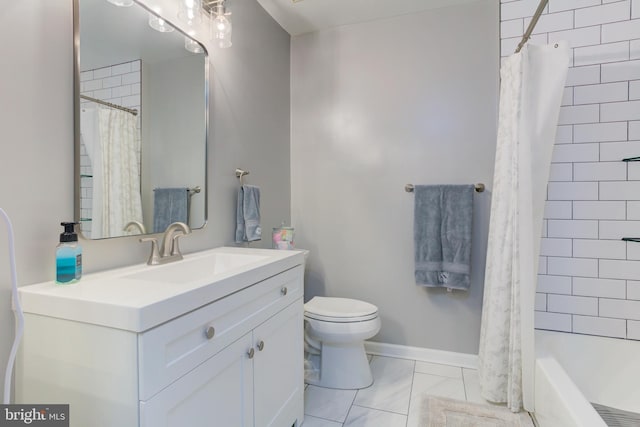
left=81, top=107, right=143, bottom=238
left=478, top=42, right=569, bottom=412
left=98, top=107, right=143, bottom=238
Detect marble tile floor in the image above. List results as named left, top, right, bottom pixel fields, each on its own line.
left=302, top=355, right=501, bottom=427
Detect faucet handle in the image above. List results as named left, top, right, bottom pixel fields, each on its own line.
left=140, top=237, right=160, bottom=265
left=171, top=234, right=186, bottom=258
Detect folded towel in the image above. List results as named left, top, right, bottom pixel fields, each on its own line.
left=235, top=185, right=262, bottom=242
left=153, top=188, right=188, bottom=233
left=414, top=185, right=474, bottom=290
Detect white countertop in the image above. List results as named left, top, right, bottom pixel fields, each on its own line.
left=18, top=247, right=305, bottom=333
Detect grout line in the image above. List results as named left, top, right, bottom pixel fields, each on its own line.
left=405, top=361, right=417, bottom=427
left=342, top=387, right=359, bottom=426
left=349, top=404, right=408, bottom=417
left=461, top=367, right=469, bottom=401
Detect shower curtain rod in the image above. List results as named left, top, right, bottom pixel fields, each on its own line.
left=515, top=0, right=549, bottom=53
left=80, top=94, right=138, bottom=116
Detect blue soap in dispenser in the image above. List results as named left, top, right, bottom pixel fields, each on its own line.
left=56, top=222, right=82, bottom=284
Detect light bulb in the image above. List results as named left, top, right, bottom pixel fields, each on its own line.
left=211, top=12, right=232, bottom=48
left=178, top=0, right=202, bottom=27
left=184, top=36, right=204, bottom=54
left=148, top=12, right=174, bottom=33
left=106, top=0, right=134, bottom=6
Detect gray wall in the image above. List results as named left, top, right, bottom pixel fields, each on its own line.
left=0, top=0, right=290, bottom=400
left=291, top=0, right=499, bottom=354
left=144, top=55, right=207, bottom=230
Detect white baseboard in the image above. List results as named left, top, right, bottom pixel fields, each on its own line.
left=364, top=341, right=478, bottom=369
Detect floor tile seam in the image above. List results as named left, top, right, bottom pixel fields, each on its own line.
left=372, top=353, right=474, bottom=370
left=341, top=384, right=360, bottom=425
left=413, top=370, right=464, bottom=380
left=304, top=413, right=347, bottom=425
left=461, top=366, right=469, bottom=401
left=406, top=362, right=418, bottom=427
left=349, top=403, right=410, bottom=418
left=303, top=414, right=345, bottom=426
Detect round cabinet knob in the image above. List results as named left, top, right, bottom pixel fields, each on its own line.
left=205, top=326, right=215, bottom=340
left=257, top=340, right=265, bottom=351
left=281, top=287, right=288, bottom=296
left=247, top=348, right=255, bottom=359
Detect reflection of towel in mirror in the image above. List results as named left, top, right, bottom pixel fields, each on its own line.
left=153, top=188, right=188, bottom=233
left=414, top=185, right=474, bottom=290
left=235, top=185, right=262, bottom=242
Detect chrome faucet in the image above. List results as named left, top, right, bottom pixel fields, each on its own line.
left=140, top=222, right=192, bottom=265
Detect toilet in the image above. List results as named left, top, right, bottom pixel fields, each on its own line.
left=303, top=296, right=381, bottom=389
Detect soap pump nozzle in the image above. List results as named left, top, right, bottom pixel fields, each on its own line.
left=59, top=222, right=79, bottom=243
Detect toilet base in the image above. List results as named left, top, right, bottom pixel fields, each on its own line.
left=305, top=341, right=373, bottom=389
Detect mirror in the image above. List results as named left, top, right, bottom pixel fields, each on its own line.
left=74, top=0, right=208, bottom=239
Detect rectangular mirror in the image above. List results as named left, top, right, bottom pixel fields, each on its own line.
left=74, top=0, right=208, bottom=239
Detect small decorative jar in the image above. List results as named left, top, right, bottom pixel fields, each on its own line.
left=272, top=225, right=294, bottom=250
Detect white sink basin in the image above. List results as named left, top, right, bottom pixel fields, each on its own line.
left=125, top=252, right=270, bottom=284
left=18, top=247, right=305, bottom=332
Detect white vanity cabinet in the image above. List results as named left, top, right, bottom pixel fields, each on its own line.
left=17, top=248, right=305, bottom=427
left=140, top=301, right=302, bottom=427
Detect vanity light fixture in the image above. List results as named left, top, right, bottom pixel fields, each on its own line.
left=177, top=0, right=203, bottom=27
left=184, top=33, right=205, bottom=53
left=209, top=0, right=232, bottom=48
left=148, top=9, right=175, bottom=33
left=106, top=0, right=133, bottom=6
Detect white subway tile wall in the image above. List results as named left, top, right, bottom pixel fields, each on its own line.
left=501, top=0, right=639, bottom=340
left=79, top=60, right=141, bottom=237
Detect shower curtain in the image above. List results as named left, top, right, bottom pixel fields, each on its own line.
left=478, top=42, right=569, bottom=412
left=81, top=107, right=143, bottom=238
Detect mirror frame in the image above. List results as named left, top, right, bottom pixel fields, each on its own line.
left=73, top=0, right=209, bottom=239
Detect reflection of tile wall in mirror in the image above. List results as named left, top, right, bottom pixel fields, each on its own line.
left=79, top=59, right=141, bottom=239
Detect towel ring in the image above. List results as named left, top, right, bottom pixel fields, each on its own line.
left=235, top=168, right=249, bottom=186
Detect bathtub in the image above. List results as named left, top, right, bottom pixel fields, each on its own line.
left=534, top=330, right=640, bottom=427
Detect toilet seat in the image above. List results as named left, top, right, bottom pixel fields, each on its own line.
left=304, top=297, right=378, bottom=323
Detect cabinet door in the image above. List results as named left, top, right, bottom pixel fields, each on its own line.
left=253, top=299, right=304, bottom=427
left=140, top=333, right=254, bottom=427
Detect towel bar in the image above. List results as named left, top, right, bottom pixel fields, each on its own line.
left=405, top=183, right=485, bottom=193
left=153, top=187, right=200, bottom=196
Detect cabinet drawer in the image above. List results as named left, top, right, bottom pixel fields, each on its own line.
left=138, top=265, right=303, bottom=400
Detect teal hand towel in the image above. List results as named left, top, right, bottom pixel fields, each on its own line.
left=414, top=185, right=474, bottom=290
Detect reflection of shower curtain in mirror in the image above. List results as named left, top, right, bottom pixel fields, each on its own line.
left=82, top=107, right=143, bottom=238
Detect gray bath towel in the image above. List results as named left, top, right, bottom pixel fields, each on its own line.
left=414, top=185, right=474, bottom=290
left=235, top=185, right=262, bottom=242
left=153, top=188, right=188, bottom=233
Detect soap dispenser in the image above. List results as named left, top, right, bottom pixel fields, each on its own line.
left=56, top=222, right=82, bottom=284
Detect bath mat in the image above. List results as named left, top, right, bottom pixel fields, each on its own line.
left=422, top=396, right=534, bottom=427
left=592, top=403, right=640, bottom=427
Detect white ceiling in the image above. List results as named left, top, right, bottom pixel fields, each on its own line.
left=256, top=0, right=481, bottom=36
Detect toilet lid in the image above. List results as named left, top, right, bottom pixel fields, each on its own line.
left=304, top=297, right=378, bottom=321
